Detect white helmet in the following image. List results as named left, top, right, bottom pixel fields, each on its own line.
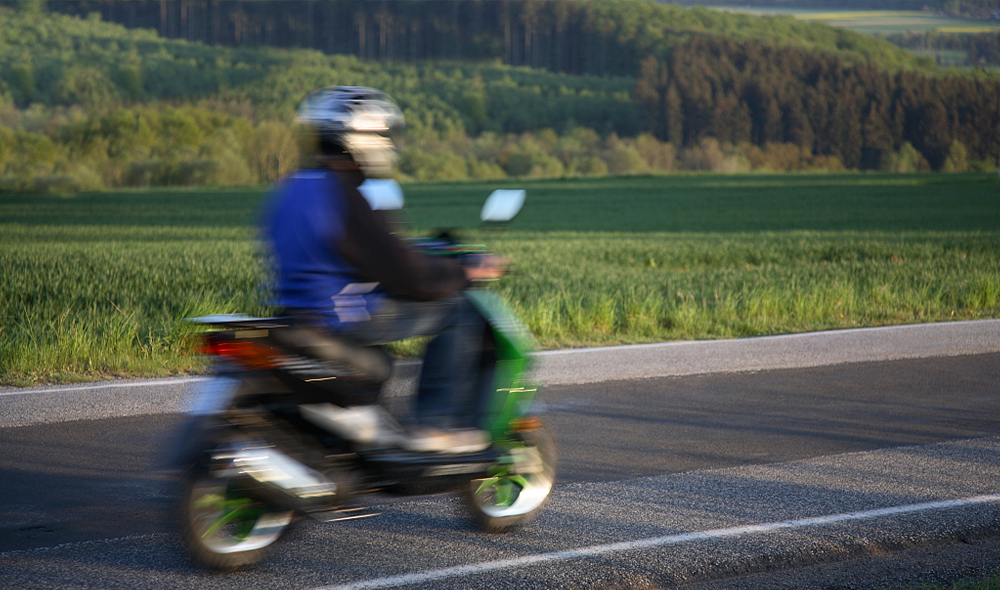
left=296, top=86, right=404, bottom=178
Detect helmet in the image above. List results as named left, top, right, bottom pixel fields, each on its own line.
left=296, top=86, right=404, bottom=178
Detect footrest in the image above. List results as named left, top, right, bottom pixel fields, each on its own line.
left=306, top=506, right=381, bottom=523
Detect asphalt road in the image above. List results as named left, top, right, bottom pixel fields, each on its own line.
left=1, top=322, right=1000, bottom=588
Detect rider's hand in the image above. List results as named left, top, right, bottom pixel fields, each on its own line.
left=463, top=254, right=509, bottom=281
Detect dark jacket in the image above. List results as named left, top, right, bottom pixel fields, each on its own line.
left=264, top=167, right=467, bottom=329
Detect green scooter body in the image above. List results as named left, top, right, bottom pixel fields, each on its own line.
left=465, top=290, right=540, bottom=441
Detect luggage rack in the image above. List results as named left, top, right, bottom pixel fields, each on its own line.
left=185, top=314, right=291, bottom=330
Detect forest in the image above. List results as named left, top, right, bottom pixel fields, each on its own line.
left=634, top=36, right=1000, bottom=170
left=0, top=0, right=998, bottom=193
left=42, top=0, right=932, bottom=73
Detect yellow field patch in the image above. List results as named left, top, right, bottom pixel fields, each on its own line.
left=788, top=10, right=1000, bottom=34
left=796, top=11, right=925, bottom=20
left=937, top=26, right=1000, bottom=33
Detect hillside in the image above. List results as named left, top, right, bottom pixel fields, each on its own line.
left=0, top=1, right=998, bottom=193
left=0, top=6, right=644, bottom=189
left=50, top=0, right=933, bottom=73
left=0, top=7, right=637, bottom=131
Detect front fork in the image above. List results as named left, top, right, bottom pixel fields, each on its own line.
left=165, top=374, right=242, bottom=471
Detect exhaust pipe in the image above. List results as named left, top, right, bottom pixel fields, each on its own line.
left=212, top=443, right=337, bottom=511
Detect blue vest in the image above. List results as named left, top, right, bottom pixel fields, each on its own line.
left=263, top=170, right=383, bottom=329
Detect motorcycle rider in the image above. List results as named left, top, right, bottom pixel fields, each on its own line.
left=261, top=86, right=504, bottom=454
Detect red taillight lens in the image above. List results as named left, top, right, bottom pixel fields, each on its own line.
left=201, top=338, right=280, bottom=369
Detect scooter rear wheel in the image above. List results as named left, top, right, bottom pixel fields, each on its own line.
left=178, top=463, right=293, bottom=572
left=465, top=421, right=556, bottom=533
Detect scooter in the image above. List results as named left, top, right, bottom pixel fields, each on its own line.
left=169, top=189, right=555, bottom=572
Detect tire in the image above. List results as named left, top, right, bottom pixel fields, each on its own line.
left=177, top=463, right=294, bottom=572
left=465, top=421, right=557, bottom=533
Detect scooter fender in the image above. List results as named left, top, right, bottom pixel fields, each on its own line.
left=160, top=375, right=242, bottom=470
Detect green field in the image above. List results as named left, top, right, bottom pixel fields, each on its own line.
left=2, top=173, right=999, bottom=386
left=719, top=7, right=1000, bottom=35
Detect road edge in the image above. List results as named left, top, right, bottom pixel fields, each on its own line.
left=2, top=319, right=998, bottom=428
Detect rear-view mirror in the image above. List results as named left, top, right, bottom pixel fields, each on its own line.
left=358, top=179, right=404, bottom=211
left=480, top=189, right=525, bottom=223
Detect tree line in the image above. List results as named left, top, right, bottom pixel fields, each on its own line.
left=0, top=5, right=639, bottom=127
left=46, top=0, right=930, bottom=76
left=634, top=35, right=1000, bottom=170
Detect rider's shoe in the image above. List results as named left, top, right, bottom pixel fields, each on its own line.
left=402, top=427, right=491, bottom=454
left=299, top=404, right=489, bottom=453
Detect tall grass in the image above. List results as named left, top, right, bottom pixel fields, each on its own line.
left=1, top=189, right=270, bottom=384
left=1, top=173, right=998, bottom=384
left=0, top=223, right=269, bottom=384
left=488, top=230, right=1000, bottom=347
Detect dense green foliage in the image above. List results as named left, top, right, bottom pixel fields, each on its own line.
left=2, top=174, right=999, bottom=384
left=0, top=6, right=637, bottom=130
left=0, top=7, right=649, bottom=190
left=634, top=36, right=1000, bottom=170
left=49, top=0, right=930, bottom=74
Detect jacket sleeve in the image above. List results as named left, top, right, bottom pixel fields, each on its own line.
left=333, top=177, right=469, bottom=301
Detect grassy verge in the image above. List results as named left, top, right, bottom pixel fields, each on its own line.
left=2, top=173, right=998, bottom=385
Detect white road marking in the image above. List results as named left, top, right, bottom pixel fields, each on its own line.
left=0, top=377, right=206, bottom=397
left=315, top=495, right=1000, bottom=590
left=0, top=533, right=171, bottom=558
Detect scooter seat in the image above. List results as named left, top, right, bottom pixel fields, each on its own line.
left=269, top=326, right=393, bottom=387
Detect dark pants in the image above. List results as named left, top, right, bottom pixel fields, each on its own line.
left=339, top=294, right=488, bottom=429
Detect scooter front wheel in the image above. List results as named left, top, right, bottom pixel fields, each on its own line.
left=178, top=463, right=294, bottom=572
left=465, top=421, right=556, bottom=533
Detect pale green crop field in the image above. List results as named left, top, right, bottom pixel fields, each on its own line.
left=719, top=7, right=1000, bottom=35
left=2, top=173, right=999, bottom=385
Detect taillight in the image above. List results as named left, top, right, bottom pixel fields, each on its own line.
left=201, top=338, right=281, bottom=370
